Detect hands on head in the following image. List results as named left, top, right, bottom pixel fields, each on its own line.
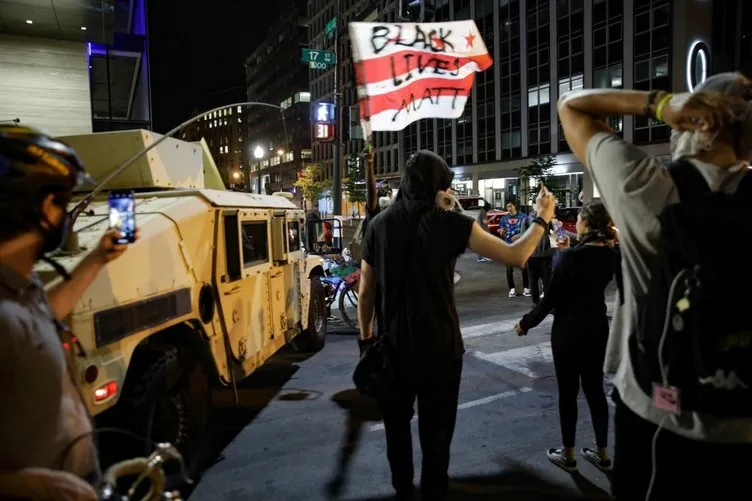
left=663, top=87, right=751, bottom=133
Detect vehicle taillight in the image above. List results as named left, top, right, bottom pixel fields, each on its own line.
left=93, top=380, right=118, bottom=402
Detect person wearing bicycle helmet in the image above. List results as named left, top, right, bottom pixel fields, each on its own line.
left=0, top=126, right=136, bottom=500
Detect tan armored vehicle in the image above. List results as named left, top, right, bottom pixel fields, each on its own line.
left=33, top=129, right=334, bottom=460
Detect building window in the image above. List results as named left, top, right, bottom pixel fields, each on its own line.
left=526, top=0, right=550, bottom=156
left=633, top=0, right=671, bottom=144
left=404, top=122, right=418, bottom=158
left=499, top=0, right=521, bottom=160
left=475, top=0, right=495, bottom=164
left=453, top=0, right=472, bottom=166
left=556, top=0, right=584, bottom=152
left=294, top=91, right=311, bottom=103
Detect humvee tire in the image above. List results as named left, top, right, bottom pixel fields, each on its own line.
left=292, top=278, right=327, bottom=352
left=127, top=345, right=210, bottom=466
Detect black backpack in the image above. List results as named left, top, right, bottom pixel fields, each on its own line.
left=629, top=160, right=752, bottom=418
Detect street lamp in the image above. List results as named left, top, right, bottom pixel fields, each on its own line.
left=232, top=171, right=241, bottom=180
left=253, top=146, right=265, bottom=194
left=277, top=148, right=285, bottom=156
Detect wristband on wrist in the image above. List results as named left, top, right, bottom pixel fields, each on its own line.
left=655, top=93, right=673, bottom=122
left=532, top=216, right=548, bottom=229
left=644, top=90, right=659, bottom=117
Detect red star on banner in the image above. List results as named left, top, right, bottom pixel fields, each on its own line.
left=431, top=34, right=445, bottom=50
left=465, top=31, right=477, bottom=49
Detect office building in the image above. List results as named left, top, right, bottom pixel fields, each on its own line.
left=0, top=0, right=152, bottom=136
left=308, top=0, right=381, bottom=194
left=246, top=0, right=312, bottom=198
left=711, top=0, right=752, bottom=78
left=181, top=93, right=248, bottom=189
left=309, top=0, right=717, bottom=210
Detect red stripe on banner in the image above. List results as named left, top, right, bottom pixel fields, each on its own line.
left=359, top=73, right=476, bottom=119
left=357, top=49, right=492, bottom=86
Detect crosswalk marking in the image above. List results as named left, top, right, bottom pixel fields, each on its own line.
left=368, top=387, right=533, bottom=432
left=470, top=341, right=553, bottom=378
left=461, top=317, right=553, bottom=339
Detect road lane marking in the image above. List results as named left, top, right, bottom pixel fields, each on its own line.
left=368, top=387, right=532, bottom=432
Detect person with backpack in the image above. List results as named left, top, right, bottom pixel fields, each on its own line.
left=514, top=201, right=617, bottom=473
left=557, top=73, right=752, bottom=500
left=356, top=150, right=556, bottom=500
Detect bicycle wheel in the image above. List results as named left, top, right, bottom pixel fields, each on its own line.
left=338, top=282, right=359, bottom=330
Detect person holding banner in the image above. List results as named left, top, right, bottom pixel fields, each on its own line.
left=357, top=150, right=555, bottom=500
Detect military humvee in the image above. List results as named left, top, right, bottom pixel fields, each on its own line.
left=34, top=129, right=336, bottom=460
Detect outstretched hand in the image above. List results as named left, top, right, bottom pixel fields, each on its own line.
left=534, top=186, right=556, bottom=223
left=514, top=323, right=526, bottom=336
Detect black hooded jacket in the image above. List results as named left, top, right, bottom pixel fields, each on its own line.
left=362, top=151, right=475, bottom=379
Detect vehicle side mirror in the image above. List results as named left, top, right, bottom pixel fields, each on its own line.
left=304, top=218, right=344, bottom=255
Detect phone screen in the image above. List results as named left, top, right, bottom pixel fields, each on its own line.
left=108, top=191, right=136, bottom=244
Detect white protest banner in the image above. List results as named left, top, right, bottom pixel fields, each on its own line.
left=349, top=21, right=492, bottom=136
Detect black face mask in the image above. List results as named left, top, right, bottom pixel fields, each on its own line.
left=38, top=204, right=71, bottom=257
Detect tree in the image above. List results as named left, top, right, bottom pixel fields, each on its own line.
left=294, top=163, right=332, bottom=210
left=344, top=154, right=366, bottom=210
left=517, top=155, right=561, bottom=208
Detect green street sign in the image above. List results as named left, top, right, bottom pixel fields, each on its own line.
left=325, top=17, right=336, bottom=35
left=301, top=48, right=336, bottom=65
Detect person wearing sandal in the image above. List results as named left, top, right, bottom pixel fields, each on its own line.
left=514, top=201, right=618, bottom=474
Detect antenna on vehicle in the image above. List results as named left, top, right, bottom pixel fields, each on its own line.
left=68, top=102, right=286, bottom=228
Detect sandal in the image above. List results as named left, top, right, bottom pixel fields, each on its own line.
left=546, top=448, right=577, bottom=472
left=581, top=447, right=612, bottom=472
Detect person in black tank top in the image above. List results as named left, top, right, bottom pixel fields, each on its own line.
left=515, top=201, right=618, bottom=474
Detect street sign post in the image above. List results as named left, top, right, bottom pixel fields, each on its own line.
left=301, top=48, right=336, bottom=65
left=325, top=17, right=336, bottom=36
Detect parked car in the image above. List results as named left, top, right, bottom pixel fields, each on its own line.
left=486, top=209, right=509, bottom=236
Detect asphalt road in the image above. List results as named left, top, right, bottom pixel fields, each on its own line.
left=187, top=253, right=618, bottom=501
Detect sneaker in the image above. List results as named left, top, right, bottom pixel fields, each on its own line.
left=508, top=288, right=517, bottom=297
left=523, top=288, right=531, bottom=297
left=546, top=448, right=577, bottom=472
left=581, top=448, right=612, bottom=472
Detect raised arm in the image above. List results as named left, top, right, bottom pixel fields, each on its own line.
left=469, top=187, right=556, bottom=268
left=557, top=89, right=663, bottom=166
left=364, top=144, right=378, bottom=214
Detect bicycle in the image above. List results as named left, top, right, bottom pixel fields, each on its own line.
left=99, top=442, right=192, bottom=501
left=320, top=256, right=360, bottom=330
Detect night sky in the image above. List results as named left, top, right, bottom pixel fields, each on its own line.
left=148, top=1, right=287, bottom=133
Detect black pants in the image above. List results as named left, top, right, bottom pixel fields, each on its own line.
left=527, top=256, right=552, bottom=303
left=551, top=319, right=609, bottom=449
left=379, top=359, right=463, bottom=499
left=612, top=391, right=752, bottom=500
left=506, top=265, right=529, bottom=290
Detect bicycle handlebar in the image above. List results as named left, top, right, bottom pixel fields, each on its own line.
left=99, top=443, right=192, bottom=501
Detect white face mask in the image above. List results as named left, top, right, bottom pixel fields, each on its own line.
left=670, top=129, right=717, bottom=161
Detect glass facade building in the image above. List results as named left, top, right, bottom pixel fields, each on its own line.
left=308, top=0, right=721, bottom=208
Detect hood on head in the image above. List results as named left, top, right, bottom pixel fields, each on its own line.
left=396, top=150, right=454, bottom=202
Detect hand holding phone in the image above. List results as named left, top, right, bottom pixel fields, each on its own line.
left=108, top=190, right=137, bottom=244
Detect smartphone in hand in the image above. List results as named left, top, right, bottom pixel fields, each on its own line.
left=108, top=190, right=137, bottom=244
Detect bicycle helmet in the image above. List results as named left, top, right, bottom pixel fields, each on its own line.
left=0, top=125, right=93, bottom=192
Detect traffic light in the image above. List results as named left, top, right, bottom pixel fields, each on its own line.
left=398, top=0, right=435, bottom=22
